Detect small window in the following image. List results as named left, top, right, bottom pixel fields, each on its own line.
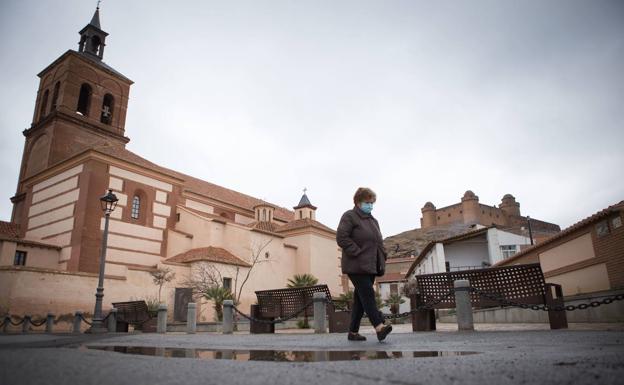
left=100, top=93, right=114, bottom=124
left=223, top=277, right=232, bottom=291
left=500, top=245, right=517, bottom=259
left=595, top=220, right=609, bottom=237
left=51, top=81, right=60, bottom=110
left=77, top=83, right=92, bottom=116
left=612, top=216, right=622, bottom=229
left=39, top=89, right=49, bottom=121
left=131, top=195, right=141, bottom=219
left=14, top=250, right=27, bottom=266
left=176, top=213, right=181, bottom=222
left=299, top=211, right=303, bottom=219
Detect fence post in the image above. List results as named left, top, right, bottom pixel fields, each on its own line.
left=22, top=315, right=31, bottom=334
left=454, top=280, right=474, bottom=331
left=107, top=308, right=117, bottom=332
left=186, top=303, right=197, bottom=334
left=2, top=316, right=10, bottom=333
left=222, top=300, right=233, bottom=334
left=46, top=313, right=55, bottom=333
left=313, top=292, right=327, bottom=334
left=73, top=311, right=83, bottom=334
left=157, top=304, right=167, bottom=334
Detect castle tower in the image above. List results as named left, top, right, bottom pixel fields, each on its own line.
left=499, top=194, right=521, bottom=217
left=421, top=201, right=437, bottom=228
left=294, top=190, right=317, bottom=220
left=461, top=190, right=480, bottom=225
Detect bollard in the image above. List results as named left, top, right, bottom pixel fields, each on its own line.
left=73, top=311, right=83, bottom=334
left=313, top=292, right=327, bottom=334
left=107, top=308, right=117, bottom=332
left=22, top=315, right=31, bottom=334
left=157, top=304, right=167, bottom=334
left=222, top=300, right=233, bottom=334
left=46, top=313, right=55, bottom=333
left=2, top=316, right=10, bottom=333
left=186, top=303, right=197, bottom=334
left=454, top=280, right=474, bottom=331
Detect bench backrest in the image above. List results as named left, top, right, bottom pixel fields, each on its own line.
left=415, top=263, right=546, bottom=309
left=255, top=284, right=333, bottom=318
left=111, top=300, right=150, bottom=324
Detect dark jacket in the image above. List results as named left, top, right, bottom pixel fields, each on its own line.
left=337, top=207, right=387, bottom=276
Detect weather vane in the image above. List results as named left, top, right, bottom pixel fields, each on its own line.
left=303, top=187, right=307, bottom=194
left=97, top=0, right=102, bottom=9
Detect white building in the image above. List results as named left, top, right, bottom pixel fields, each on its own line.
left=405, top=226, right=532, bottom=279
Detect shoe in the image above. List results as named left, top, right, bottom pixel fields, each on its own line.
left=348, top=332, right=367, bottom=341
left=376, top=324, right=392, bottom=342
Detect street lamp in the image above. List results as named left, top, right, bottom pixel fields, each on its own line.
left=89, top=189, right=118, bottom=333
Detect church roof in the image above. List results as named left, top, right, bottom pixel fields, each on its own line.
left=0, top=221, right=20, bottom=239
left=92, top=145, right=295, bottom=222
left=275, top=218, right=336, bottom=234
left=294, top=193, right=317, bottom=210
left=166, top=246, right=251, bottom=267
left=89, top=7, right=101, bottom=29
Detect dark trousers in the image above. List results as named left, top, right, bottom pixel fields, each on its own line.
left=348, top=274, right=384, bottom=332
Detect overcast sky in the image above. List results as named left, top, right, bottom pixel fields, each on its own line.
left=0, top=0, right=622, bottom=236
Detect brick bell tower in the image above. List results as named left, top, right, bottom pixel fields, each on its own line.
left=12, top=7, right=133, bottom=223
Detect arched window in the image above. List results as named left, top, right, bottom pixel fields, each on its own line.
left=91, top=36, right=102, bottom=56
left=51, top=82, right=60, bottom=111
left=39, top=89, right=49, bottom=121
left=77, top=83, right=92, bottom=116
left=100, top=93, right=114, bottom=124
left=131, top=195, right=141, bottom=219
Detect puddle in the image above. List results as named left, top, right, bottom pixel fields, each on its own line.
left=85, top=346, right=479, bottom=362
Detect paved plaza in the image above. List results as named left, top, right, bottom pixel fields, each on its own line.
left=1, top=323, right=623, bottom=385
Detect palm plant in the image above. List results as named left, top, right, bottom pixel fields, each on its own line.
left=383, top=293, right=406, bottom=324
left=286, top=274, right=319, bottom=328
left=202, top=286, right=234, bottom=321
left=336, top=290, right=354, bottom=311
left=286, top=274, right=319, bottom=288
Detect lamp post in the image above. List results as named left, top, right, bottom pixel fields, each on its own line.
left=89, top=189, right=118, bottom=333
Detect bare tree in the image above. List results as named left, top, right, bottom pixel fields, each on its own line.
left=233, top=237, right=273, bottom=304
left=150, top=267, right=176, bottom=303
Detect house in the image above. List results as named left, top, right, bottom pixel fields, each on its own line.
left=495, top=201, right=624, bottom=297
left=405, top=225, right=533, bottom=279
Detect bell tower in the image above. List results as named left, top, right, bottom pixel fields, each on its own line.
left=12, top=6, right=133, bottom=223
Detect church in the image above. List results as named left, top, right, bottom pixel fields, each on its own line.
left=0, top=8, right=343, bottom=322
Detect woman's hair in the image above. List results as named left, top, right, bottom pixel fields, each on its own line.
left=353, top=187, right=376, bottom=205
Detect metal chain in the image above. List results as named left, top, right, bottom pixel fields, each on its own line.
left=382, top=291, right=455, bottom=320
left=9, top=317, right=25, bottom=326
left=78, top=313, right=93, bottom=326
left=30, top=318, right=48, bottom=327
left=473, top=289, right=624, bottom=312
left=232, top=300, right=315, bottom=325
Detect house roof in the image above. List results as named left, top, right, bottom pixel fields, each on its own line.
left=274, top=218, right=336, bottom=234
left=0, top=221, right=20, bottom=238
left=166, top=246, right=251, bottom=267
left=0, top=221, right=62, bottom=250
left=494, top=200, right=624, bottom=267
left=93, top=145, right=295, bottom=222
left=377, top=273, right=407, bottom=283
left=404, top=226, right=494, bottom=278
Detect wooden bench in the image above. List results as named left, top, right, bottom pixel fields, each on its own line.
left=111, top=301, right=157, bottom=332
left=410, top=263, right=568, bottom=330
left=250, top=284, right=350, bottom=333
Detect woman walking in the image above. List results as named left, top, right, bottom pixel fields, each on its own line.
left=337, top=187, right=392, bottom=342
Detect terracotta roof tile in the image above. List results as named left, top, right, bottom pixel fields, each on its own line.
left=0, top=221, right=20, bottom=238
left=377, top=273, right=407, bottom=283
left=275, top=218, right=336, bottom=234
left=166, top=246, right=251, bottom=267
left=92, top=145, right=294, bottom=222
left=246, top=221, right=282, bottom=234
left=495, top=200, right=624, bottom=266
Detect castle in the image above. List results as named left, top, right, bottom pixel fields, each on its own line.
left=0, top=8, right=342, bottom=321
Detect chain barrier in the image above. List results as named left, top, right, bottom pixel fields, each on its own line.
left=472, top=288, right=624, bottom=312
left=231, top=300, right=315, bottom=325
left=30, top=318, right=48, bottom=327
left=381, top=291, right=455, bottom=320
left=9, top=317, right=25, bottom=326
left=78, top=313, right=93, bottom=326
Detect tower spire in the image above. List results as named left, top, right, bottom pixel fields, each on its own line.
left=90, top=2, right=102, bottom=29
left=78, top=4, right=108, bottom=60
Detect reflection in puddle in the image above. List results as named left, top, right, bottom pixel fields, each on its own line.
left=86, top=346, right=479, bottom=362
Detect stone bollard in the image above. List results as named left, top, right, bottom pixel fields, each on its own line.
left=107, top=308, right=117, bottom=332
left=46, top=313, right=55, bottom=333
left=187, top=303, right=197, bottom=334
left=73, top=311, right=83, bottom=334
left=454, top=280, right=474, bottom=331
left=22, top=315, right=31, bottom=334
left=313, top=292, right=327, bottom=334
left=222, top=300, right=234, bottom=334
left=157, top=304, right=167, bottom=334
left=2, top=316, right=10, bottom=333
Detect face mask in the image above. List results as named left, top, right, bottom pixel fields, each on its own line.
left=359, top=202, right=374, bottom=214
